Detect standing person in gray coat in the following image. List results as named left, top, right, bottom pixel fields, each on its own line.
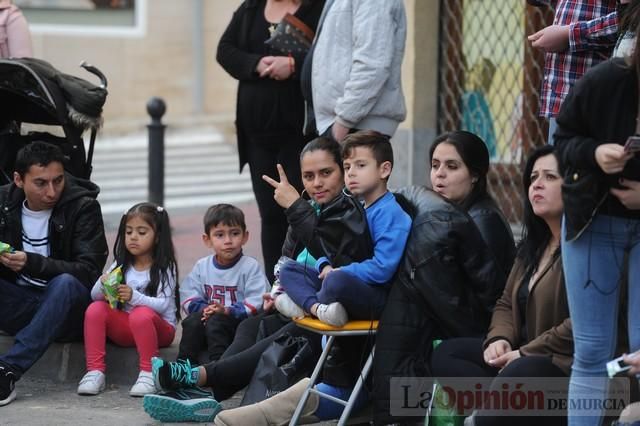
left=303, top=0, right=407, bottom=142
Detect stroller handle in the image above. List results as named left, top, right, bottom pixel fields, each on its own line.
left=79, top=60, right=108, bottom=89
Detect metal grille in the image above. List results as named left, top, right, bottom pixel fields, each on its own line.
left=438, top=0, right=553, bottom=223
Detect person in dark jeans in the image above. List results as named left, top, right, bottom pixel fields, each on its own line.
left=0, top=141, right=108, bottom=406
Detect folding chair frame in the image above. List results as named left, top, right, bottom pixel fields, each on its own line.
left=289, top=324, right=376, bottom=426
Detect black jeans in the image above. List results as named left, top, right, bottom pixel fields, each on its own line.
left=246, top=134, right=305, bottom=283
left=431, top=337, right=568, bottom=426
left=178, top=311, right=242, bottom=363
left=202, top=313, right=321, bottom=401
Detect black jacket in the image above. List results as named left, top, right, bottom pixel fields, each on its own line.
left=372, top=186, right=505, bottom=424
left=216, top=0, right=324, bottom=171
left=467, top=196, right=516, bottom=283
left=281, top=192, right=373, bottom=267
left=0, top=173, right=108, bottom=288
left=555, top=58, right=640, bottom=239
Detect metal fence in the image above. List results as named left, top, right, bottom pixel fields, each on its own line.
left=438, top=0, right=554, bottom=223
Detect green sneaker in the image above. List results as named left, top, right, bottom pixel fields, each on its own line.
left=143, top=388, right=221, bottom=423
left=151, top=357, right=199, bottom=391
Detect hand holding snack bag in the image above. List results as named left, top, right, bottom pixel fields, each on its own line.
left=102, top=266, right=124, bottom=309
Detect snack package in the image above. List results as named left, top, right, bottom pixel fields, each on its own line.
left=0, top=241, right=14, bottom=255
left=102, top=266, right=123, bottom=309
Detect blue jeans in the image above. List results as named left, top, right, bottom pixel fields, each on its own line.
left=0, top=274, right=90, bottom=376
left=279, top=260, right=388, bottom=319
left=548, top=117, right=557, bottom=146
left=562, top=215, right=640, bottom=426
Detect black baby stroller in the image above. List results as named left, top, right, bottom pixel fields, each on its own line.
left=0, top=57, right=108, bottom=184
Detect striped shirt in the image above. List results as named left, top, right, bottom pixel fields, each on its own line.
left=18, top=201, right=51, bottom=287
left=534, top=0, right=618, bottom=117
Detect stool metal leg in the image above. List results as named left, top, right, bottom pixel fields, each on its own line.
left=337, top=345, right=375, bottom=426
left=289, top=335, right=336, bottom=426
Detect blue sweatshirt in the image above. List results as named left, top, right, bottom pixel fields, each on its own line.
left=318, top=191, right=411, bottom=285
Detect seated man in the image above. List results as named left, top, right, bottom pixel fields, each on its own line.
left=0, top=141, right=108, bottom=406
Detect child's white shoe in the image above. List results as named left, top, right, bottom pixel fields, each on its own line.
left=129, top=370, right=156, bottom=397
left=316, top=302, right=348, bottom=327
left=274, top=293, right=305, bottom=318
left=77, top=370, right=106, bottom=395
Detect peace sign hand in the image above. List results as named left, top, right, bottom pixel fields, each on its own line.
left=262, top=164, right=300, bottom=209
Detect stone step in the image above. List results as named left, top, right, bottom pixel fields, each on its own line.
left=0, top=325, right=183, bottom=385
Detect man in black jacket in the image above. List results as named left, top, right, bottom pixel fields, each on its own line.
left=0, top=142, right=108, bottom=406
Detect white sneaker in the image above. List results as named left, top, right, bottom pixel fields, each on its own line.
left=315, top=302, right=348, bottom=327
left=129, top=370, right=156, bottom=397
left=274, top=293, right=305, bottom=319
left=77, top=370, right=106, bottom=395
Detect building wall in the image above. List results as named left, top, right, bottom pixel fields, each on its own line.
left=29, top=0, right=441, bottom=185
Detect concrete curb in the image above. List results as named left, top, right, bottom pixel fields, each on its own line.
left=0, top=326, right=182, bottom=386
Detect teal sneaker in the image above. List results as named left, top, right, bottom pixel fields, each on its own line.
left=143, top=388, right=222, bottom=423
left=151, top=357, right=199, bottom=391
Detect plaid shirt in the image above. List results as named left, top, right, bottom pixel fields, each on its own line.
left=532, top=0, right=618, bottom=117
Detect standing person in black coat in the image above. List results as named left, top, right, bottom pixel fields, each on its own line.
left=216, top=0, right=324, bottom=283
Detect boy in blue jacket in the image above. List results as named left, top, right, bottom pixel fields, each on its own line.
left=276, top=130, right=412, bottom=326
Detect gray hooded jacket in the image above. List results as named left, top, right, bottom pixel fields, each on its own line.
left=312, top=0, right=407, bottom=137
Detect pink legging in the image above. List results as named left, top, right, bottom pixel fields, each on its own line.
left=84, top=301, right=175, bottom=372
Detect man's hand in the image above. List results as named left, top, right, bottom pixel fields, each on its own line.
left=528, top=25, right=570, bottom=52
left=610, top=178, right=640, bottom=210
left=331, top=122, right=350, bottom=143
left=117, top=284, right=133, bottom=302
left=483, top=339, right=512, bottom=365
left=595, top=144, right=633, bottom=174
left=260, top=56, right=293, bottom=81
left=262, top=164, right=300, bottom=209
left=318, top=265, right=336, bottom=280
left=0, top=250, right=27, bottom=272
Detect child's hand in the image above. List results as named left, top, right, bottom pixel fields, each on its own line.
left=201, top=303, right=225, bottom=321
left=117, top=284, right=133, bottom=302
left=262, top=293, right=275, bottom=312
left=319, top=265, right=337, bottom=280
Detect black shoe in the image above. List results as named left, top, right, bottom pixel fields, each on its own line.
left=0, top=365, right=16, bottom=406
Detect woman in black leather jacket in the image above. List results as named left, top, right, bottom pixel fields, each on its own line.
left=430, top=130, right=516, bottom=280
left=372, top=131, right=515, bottom=424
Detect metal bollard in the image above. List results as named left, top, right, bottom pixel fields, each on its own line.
left=147, top=97, right=166, bottom=207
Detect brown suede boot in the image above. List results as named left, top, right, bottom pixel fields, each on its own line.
left=214, top=378, right=319, bottom=426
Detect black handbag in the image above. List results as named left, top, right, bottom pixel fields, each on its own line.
left=240, top=333, right=316, bottom=406
left=561, top=167, right=607, bottom=241
left=264, top=13, right=314, bottom=55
